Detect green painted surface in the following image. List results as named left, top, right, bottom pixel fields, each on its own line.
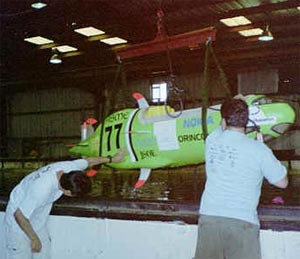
left=70, top=95, right=296, bottom=170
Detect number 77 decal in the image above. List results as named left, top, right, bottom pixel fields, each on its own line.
left=105, top=123, right=122, bottom=152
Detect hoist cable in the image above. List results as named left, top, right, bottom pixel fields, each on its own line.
left=164, top=32, right=184, bottom=118
left=201, top=39, right=211, bottom=141
left=209, top=44, right=232, bottom=99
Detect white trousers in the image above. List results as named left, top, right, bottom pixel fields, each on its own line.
left=4, top=225, right=51, bottom=259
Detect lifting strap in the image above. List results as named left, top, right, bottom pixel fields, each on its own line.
left=201, top=40, right=211, bottom=141
left=109, top=58, right=123, bottom=114
left=99, top=59, right=123, bottom=156
left=201, top=39, right=232, bottom=141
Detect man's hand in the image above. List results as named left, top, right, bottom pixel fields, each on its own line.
left=14, top=208, right=42, bottom=253
left=31, top=236, right=42, bottom=252
left=233, top=93, right=247, bottom=102
left=111, top=148, right=126, bottom=163
left=256, top=132, right=264, bottom=143
left=86, top=148, right=126, bottom=167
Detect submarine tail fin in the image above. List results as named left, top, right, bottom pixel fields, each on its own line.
left=133, top=93, right=149, bottom=109
left=134, top=168, right=152, bottom=189
left=81, top=118, right=98, bottom=141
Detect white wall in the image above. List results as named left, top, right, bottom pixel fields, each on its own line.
left=1, top=212, right=300, bottom=259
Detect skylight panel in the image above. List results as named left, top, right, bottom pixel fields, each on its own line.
left=220, top=16, right=252, bottom=27
left=74, top=27, right=105, bottom=37
left=24, top=36, right=54, bottom=45
left=100, top=37, right=127, bottom=45
left=56, top=45, right=78, bottom=53
left=238, top=28, right=263, bottom=37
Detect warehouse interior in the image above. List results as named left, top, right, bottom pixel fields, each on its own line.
left=0, top=3, right=300, bottom=257
left=0, top=0, right=299, bottom=159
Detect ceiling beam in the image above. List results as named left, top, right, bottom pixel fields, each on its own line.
left=115, top=27, right=216, bottom=60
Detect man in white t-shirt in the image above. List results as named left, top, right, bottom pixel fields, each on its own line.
left=193, top=97, right=288, bottom=259
left=4, top=151, right=124, bottom=259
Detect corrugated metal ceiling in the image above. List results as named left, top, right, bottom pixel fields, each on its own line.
left=0, top=0, right=299, bottom=85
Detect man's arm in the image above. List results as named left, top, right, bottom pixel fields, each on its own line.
left=86, top=148, right=125, bottom=167
left=273, top=175, right=288, bottom=189
left=14, top=208, right=42, bottom=252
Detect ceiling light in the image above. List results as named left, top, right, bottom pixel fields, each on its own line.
left=74, top=27, right=105, bottom=37
left=238, top=28, right=263, bottom=37
left=258, top=25, right=274, bottom=41
left=49, top=48, right=62, bottom=64
left=24, top=36, right=54, bottom=45
left=31, top=2, right=47, bottom=9
left=49, top=54, right=62, bottom=64
left=55, top=45, right=78, bottom=53
left=100, top=37, right=127, bottom=45
left=220, top=16, right=252, bottom=27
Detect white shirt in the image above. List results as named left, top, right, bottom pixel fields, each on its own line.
left=200, top=127, right=287, bottom=225
left=5, top=159, right=88, bottom=235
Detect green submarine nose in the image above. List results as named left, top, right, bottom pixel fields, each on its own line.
left=69, top=141, right=90, bottom=156
left=70, top=136, right=100, bottom=157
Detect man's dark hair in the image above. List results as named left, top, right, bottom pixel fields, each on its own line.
left=60, top=171, right=92, bottom=196
left=221, top=99, right=249, bottom=128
